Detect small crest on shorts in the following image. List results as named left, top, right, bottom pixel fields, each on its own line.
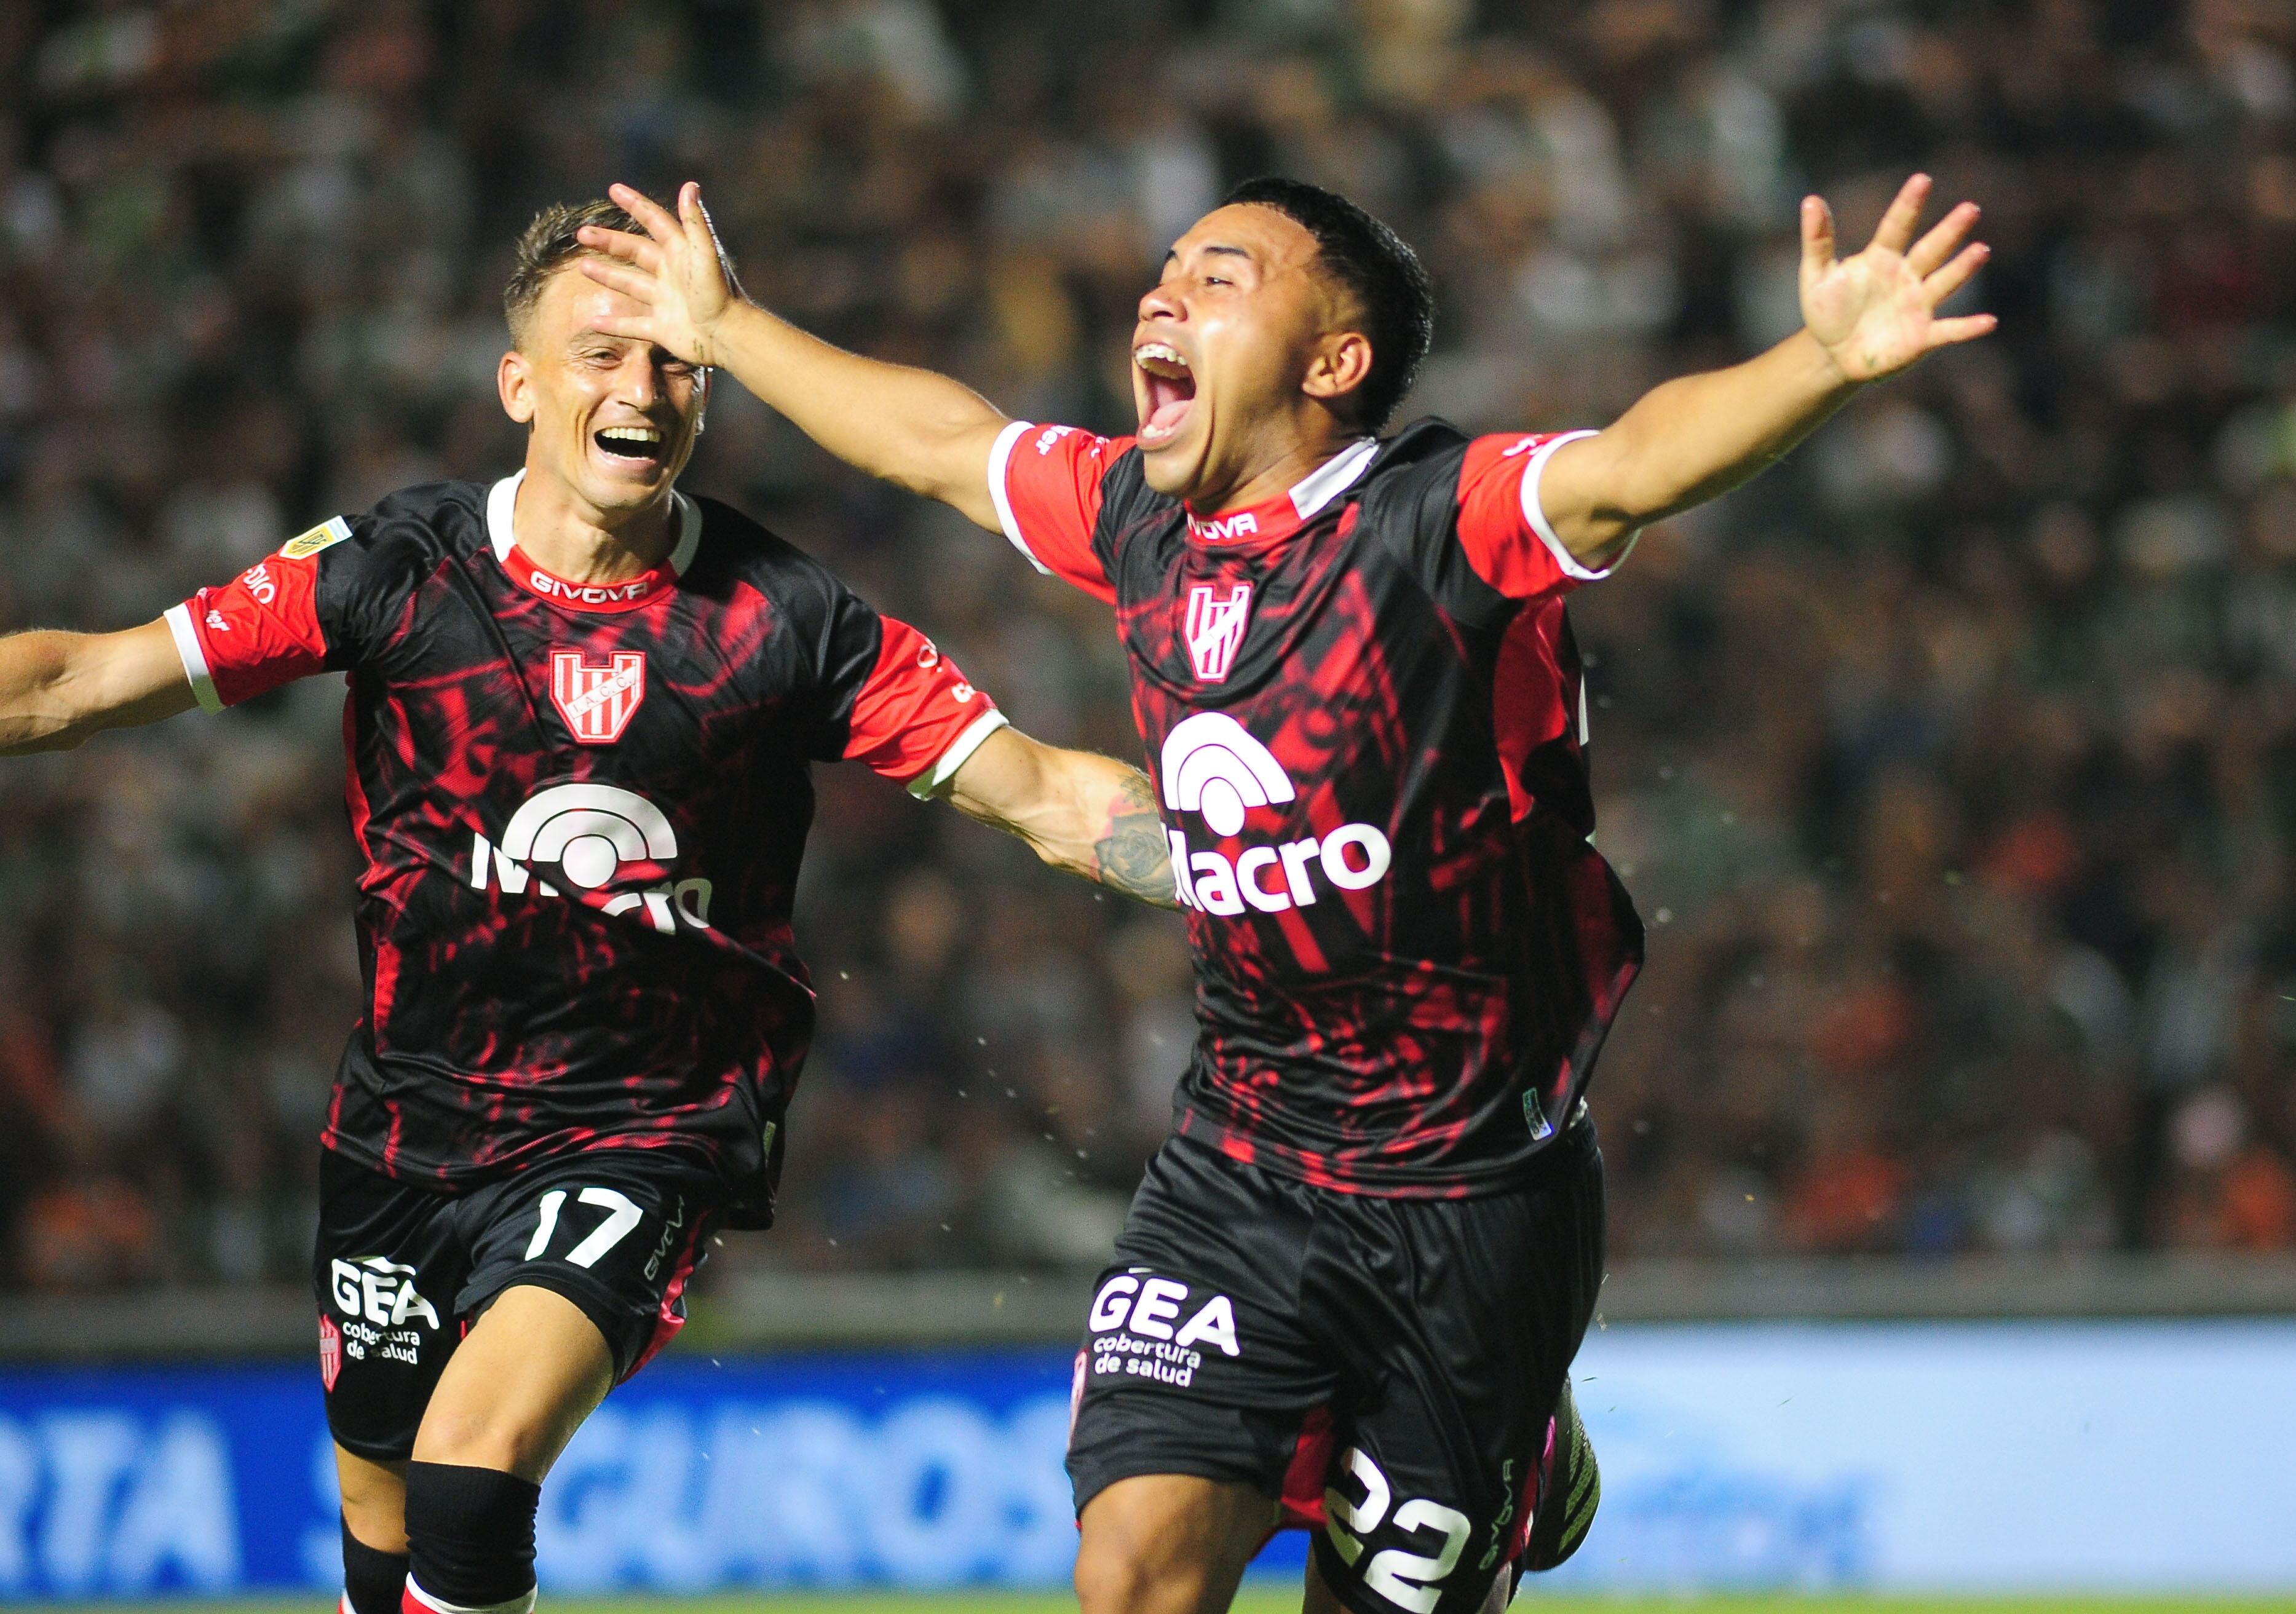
left=281, top=516, right=354, bottom=561
left=550, top=649, right=647, bottom=744
left=319, top=1313, right=342, bottom=1391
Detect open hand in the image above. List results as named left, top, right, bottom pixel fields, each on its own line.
left=1802, top=173, right=1995, bottom=385
left=576, top=181, right=741, bottom=367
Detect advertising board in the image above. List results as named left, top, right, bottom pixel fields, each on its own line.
left=0, top=1323, right=2288, bottom=1597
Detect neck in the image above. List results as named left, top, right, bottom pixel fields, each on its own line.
left=1189, top=418, right=1365, bottom=516
left=511, top=464, right=676, bottom=583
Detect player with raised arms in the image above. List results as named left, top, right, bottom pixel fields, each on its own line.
left=579, top=172, right=1992, bottom=1613
left=0, top=200, right=1175, bottom=1614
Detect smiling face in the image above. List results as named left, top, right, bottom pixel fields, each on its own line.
left=497, top=264, right=706, bottom=521
left=1131, top=203, right=1374, bottom=508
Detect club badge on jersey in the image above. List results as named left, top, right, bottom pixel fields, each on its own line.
left=550, top=650, right=647, bottom=743
left=1184, top=583, right=1252, bottom=683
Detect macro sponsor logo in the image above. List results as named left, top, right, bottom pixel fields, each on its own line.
left=1033, top=424, right=1075, bottom=456
left=549, top=649, right=646, bottom=742
left=1159, top=712, right=1391, bottom=915
left=1182, top=582, right=1251, bottom=682
left=469, top=781, right=713, bottom=936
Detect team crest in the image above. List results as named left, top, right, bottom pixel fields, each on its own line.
left=319, top=1314, right=342, bottom=1391
left=1184, top=583, right=1253, bottom=684
left=550, top=650, right=647, bottom=744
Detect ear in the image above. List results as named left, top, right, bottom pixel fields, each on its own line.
left=1301, top=330, right=1374, bottom=414
left=497, top=349, right=535, bottom=426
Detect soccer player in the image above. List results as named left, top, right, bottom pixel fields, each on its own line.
left=0, top=200, right=1174, bottom=1614
left=579, top=171, right=1992, bottom=1613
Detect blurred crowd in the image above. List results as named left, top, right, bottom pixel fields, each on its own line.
left=2, top=0, right=2294, bottom=1293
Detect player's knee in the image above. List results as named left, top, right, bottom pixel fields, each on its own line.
left=402, top=1462, right=540, bottom=1613
left=409, top=1402, right=542, bottom=1477
left=1074, top=1496, right=1227, bottom=1614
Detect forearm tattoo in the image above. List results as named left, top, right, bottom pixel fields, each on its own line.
left=1093, top=771, right=1179, bottom=908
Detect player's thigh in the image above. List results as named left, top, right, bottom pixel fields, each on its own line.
left=1067, top=1137, right=1333, bottom=1519
left=1076, top=1472, right=1277, bottom=1614
left=314, top=1149, right=467, bottom=1469
left=416, top=1152, right=721, bottom=1478
left=1305, top=1126, right=1605, bottom=1614
left=411, top=1284, right=614, bottom=1478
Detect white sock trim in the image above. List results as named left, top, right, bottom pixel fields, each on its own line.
left=403, top=1575, right=536, bottom=1614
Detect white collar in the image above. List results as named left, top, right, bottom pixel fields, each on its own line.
left=1288, top=437, right=1379, bottom=521
left=485, top=470, right=702, bottom=574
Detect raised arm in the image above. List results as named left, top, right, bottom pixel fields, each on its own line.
left=935, top=727, right=1175, bottom=908
left=577, top=183, right=1010, bottom=532
left=1540, top=173, right=1995, bottom=565
left=0, top=620, right=197, bottom=756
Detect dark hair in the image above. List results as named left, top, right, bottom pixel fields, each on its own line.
left=504, top=197, right=645, bottom=344
left=1222, top=176, right=1435, bottom=431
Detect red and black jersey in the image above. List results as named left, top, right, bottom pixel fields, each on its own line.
left=990, top=417, right=1642, bottom=1196
left=164, top=473, right=1002, bottom=1225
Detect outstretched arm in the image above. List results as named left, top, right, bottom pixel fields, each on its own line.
left=1540, top=173, right=1995, bottom=566
left=935, top=727, right=1175, bottom=908
left=577, top=183, right=1010, bottom=533
left=0, top=620, right=196, bottom=756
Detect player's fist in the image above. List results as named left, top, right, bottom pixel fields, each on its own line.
left=576, top=181, right=741, bottom=368
left=1800, top=173, right=1997, bottom=385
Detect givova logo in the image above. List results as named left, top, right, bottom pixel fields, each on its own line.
left=469, top=782, right=713, bottom=935
left=1158, top=712, right=1391, bottom=915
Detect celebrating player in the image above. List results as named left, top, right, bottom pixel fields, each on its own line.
left=580, top=171, right=1993, bottom=1613
left=0, top=200, right=1173, bottom=1614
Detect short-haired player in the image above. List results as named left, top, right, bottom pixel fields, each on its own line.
left=580, top=172, right=1992, bottom=1614
left=0, top=198, right=1175, bottom=1614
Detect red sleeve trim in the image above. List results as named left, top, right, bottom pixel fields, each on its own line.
left=842, top=615, right=1006, bottom=790
left=988, top=420, right=1124, bottom=603
left=1455, top=430, right=1629, bottom=600
left=172, top=546, right=331, bottom=708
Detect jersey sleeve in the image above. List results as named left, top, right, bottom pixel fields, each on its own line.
left=985, top=420, right=1129, bottom=603
left=1454, top=430, right=1636, bottom=600
left=163, top=517, right=349, bottom=711
left=814, top=587, right=1007, bottom=797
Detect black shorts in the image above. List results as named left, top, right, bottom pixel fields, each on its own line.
left=1066, top=1118, right=1603, bottom=1614
left=314, top=1146, right=721, bottom=1462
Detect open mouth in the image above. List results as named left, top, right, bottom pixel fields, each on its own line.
left=1134, top=343, right=1195, bottom=446
left=593, top=423, right=666, bottom=468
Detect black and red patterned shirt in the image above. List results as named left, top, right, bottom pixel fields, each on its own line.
left=989, top=418, right=1642, bottom=1195
left=165, top=473, right=1003, bottom=1224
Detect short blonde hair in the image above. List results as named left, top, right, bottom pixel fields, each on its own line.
left=502, top=197, right=646, bottom=346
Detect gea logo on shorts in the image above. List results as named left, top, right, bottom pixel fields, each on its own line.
left=1087, top=1272, right=1241, bottom=1388
left=1159, top=712, right=1392, bottom=916
left=469, top=782, right=713, bottom=934
left=329, top=1256, right=440, bottom=1330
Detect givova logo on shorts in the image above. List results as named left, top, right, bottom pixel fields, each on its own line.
left=1158, top=713, right=1391, bottom=916
left=1086, top=1272, right=1240, bottom=1388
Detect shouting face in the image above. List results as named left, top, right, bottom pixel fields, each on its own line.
left=1131, top=203, right=1376, bottom=509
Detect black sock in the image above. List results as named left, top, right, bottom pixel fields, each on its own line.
left=401, top=1461, right=541, bottom=1611
left=341, top=1516, right=410, bottom=1614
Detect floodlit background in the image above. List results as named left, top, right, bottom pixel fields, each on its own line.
left=0, top=0, right=2292, bottom=1605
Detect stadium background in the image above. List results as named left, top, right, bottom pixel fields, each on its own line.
left=0, top=0, right=2292, bottom=1605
